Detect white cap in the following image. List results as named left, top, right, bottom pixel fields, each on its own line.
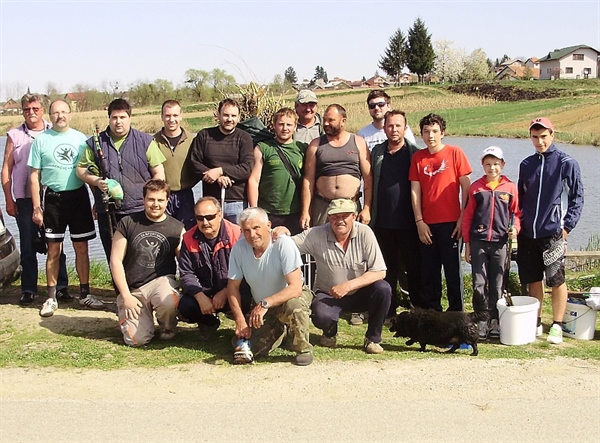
left=481, top=146, right=504, bottom=161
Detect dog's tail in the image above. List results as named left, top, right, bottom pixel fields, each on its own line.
left=468, top=311, right=490, bottom=323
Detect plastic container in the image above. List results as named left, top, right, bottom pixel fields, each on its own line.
left=562, top=298, right=598, bottom=340
left=497, top=296, right=540, bottom=345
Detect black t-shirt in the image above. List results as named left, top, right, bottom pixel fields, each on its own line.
left=116, top=211, right=183, bottom=289
left=376, top=147, right=415, bottom=229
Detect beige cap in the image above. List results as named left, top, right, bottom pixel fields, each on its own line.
left=327, top=198, right=357, bottom=215
left=296, top=89, right=318, bottom=104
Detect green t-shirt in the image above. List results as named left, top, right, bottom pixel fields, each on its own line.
left=257, top=139, right=306, bottom=215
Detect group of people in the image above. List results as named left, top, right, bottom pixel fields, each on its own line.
left=2, top=89, right=584, bottom=366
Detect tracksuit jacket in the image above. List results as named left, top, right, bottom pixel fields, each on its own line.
left=517, top=144, right=584, bottom=239
left=179, top=219, right=240, bottom=298
left=462, top=175, right=521, bottom=244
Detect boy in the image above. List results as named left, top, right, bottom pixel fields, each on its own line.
left=462, top=146, right=520, bottom=339
left=409, top=113, right=472, bottom=312
left=518, top=117, right=583, bottom=344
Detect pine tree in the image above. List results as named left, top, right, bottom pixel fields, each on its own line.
left=378, top=28, right=408, bottom=84
left=407, top=18, right=435, bottom=82
left=284, top=66, right=298, bottom=85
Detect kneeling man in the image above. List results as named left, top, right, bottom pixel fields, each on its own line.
left=110, top=179, right=185, bottom=346
left=227, top=207, right=313, bottom=366
left=275, top=198, right=391, bottom=353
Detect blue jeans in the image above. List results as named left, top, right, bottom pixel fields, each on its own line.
left=222, top=201, right=247, bottom=225
left=15, top=198, right=68, bottom=294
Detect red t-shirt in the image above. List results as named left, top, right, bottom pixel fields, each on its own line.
left=409, top=144, right=472, bottom=224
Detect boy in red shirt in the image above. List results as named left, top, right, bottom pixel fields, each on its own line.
left=409, top=113, right=471, bottom=311
left=462, top=147, right=520, bottom=338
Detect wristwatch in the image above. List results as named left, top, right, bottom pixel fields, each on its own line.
left=260, top=299, right=269, bottom=309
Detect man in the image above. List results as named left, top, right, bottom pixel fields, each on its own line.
left=110, top=179, right=185, bottom=346
left=357, top=90, right=416, bottom=150
left=275, top=198, right=391, bottom=354
left=248, top=107, right=307, bottom=234
left=28, top=99, right=102, bottom=317
left=518, top=117, right=584, bottom=344
left=150, top=100, right=196, bottom=230
left=2, top=94, right=70, bottom=305
left=178, top=196, right=251, bottom=338
left=188, top=98, right=254, bottom=224
left=370, top=110, right=425, bottom=315
left=293, top=89, right=323, bottom=144
left=300, top=104, right=372, bottom=228
left=77, top=98, right=166, bottom=262
left=409, top=113, right=472, bottom=312
left=227, top=207, right=313, bottom=366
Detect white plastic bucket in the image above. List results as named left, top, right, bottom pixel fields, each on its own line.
left=562, top=299, right=598, bottom=340
left=497, top=296, right=540, bottom=345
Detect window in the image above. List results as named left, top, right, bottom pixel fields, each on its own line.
left=583, top=68, right=591, bottom=74
left=573, top=54, right=584, bottom=60
left=565, top=67, right=573, bottom=74
left=547, top=68, right=552, bottom=74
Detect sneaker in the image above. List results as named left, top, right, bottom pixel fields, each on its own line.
left=319, top=335, right=337, bottom=348
left=536, top=324, right=543, bottom=337
left=547, top=324, right=563, bottom=344
left=364, top=338, right=384, bottom=354
left=56, top=288, right=74, bottom=302
left=198, top=320, right=220, bottom=341
left=489, top=319, right=500, bottom=338
left=350, top=312, right=364, bottom=326
left=79, top=294, right=104, bottom=309
left=159, top=329, right=176, bottom=340
left=233, top=338, right=254, bottom=365
left=19, top=293, right=35, bottom=305
left=478, top=320, right=490, bottom=339
left=39, top=298, right=58, bottom=317
left=294, top=352, right=314, bottom=366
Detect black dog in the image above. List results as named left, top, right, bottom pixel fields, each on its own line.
left=389, top=308, right=489, bottom=356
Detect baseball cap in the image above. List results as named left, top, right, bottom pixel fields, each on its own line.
left=327, top=198, right=357, bottom=215
left=529, top=117, right=554, bottom=131
left=296, top=89, right=318, bottom=104
left=481, top=146, right=504, bottom=161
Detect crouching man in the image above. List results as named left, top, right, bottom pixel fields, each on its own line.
left=227, top=207, right=313, bottom=366
left=274, top=198, right=391, bottom=354
left=178, top=196, right=252, bottom=339
left=110, top=179, right=185, bottom=346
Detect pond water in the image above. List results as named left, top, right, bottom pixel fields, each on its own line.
left=0, top=135, right=598, bottom=270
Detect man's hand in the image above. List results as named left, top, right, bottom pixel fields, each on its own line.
left=248, top=304, right=267, bottom=328
left=235, top=318, right=252, bottom=339
left=202, top=168, right=222, bottom=184
left=97, top=178, right=108, bottom=193
left=451, top=217, right=463, bottom=240
left=508, top=227, right=517, bottom=240
left=32, top=207, right=43, bottom=227
left=271, top=226, right=291, bottom=240
left=212, top=289, right=228, bottom=311
left=299, top=212, right=311, bottom=230
left=464, top=242, right=471, bottom=264
left=357, top=208, right=370, bottom=225
left=217, top=176, right=234, bottom=188
left=196, top=292, right=215, bottom=315
left=416, top=220, right=433, bottom=245
left=122, top=293, right=142, bottom=320
left=330, top=282, right=352, bottom=299
left=5, top=199, right=17, bottom=217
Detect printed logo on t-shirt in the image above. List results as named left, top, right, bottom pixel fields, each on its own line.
left=131, top=231, right=171, bottom=268
left=53, top=143, right=78, bottom=167
left=424, top=159, right=448, bottom=177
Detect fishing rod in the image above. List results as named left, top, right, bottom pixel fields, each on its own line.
left=91, top=124, right=117, bottom=238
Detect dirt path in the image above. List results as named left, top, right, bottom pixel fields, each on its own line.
left=1, top=358, right=599, bottom=442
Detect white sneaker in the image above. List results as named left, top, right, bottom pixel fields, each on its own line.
left=39, top=298, right=58, bottom=317
left=536, top=324, right=543, bottom=337
left=350, top=312, right=365, bottom=326
left=478, top=321, right=490, bottom=339
left=489, top=319, right=500, bottom=338
left=79, top=294, right=104, bottom=309
left=547, top=324, right=563, bottom=344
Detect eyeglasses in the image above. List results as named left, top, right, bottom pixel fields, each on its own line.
left=195, top=213, right=218, bottom=222
left=23, top=107, right=41, bottom=113
left=368, top=101, right=388, bottom=110
left=50, top=111, right=71, bottom=117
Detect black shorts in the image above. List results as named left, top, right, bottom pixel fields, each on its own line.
left=517, top=231, right=566, bottom=288
left=43, top=186, right=96, bottom=242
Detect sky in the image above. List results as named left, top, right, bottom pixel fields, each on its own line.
left=1, top=0, right=599, bottom=101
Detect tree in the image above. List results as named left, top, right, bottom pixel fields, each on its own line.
left=207, top=68, right=236, bottom=101
left=284, top=66, right=297, bottom=85
left=406, top=18, right=435, bottom=82
left=184, top=68, right=210, bottom=102
left=378, top=28, right=408, bottom=84
left=311, top=66, right=328, bottom=85
left=522, top=66, right=534, bottom=80
left=460, top=48, right=491, bottom=82
left=432, top=39, right=463, bottom=83
left=45, top=82, right=62, bottom=101
left=270, top=74, right=286, bottom=95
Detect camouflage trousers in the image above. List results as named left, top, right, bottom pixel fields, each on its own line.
left=251, top=286, right=313, bottom=356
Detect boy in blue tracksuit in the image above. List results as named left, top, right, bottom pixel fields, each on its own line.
left=463, top=146, right=520, bottom=339
left=518, top=117, right=584, bottom=344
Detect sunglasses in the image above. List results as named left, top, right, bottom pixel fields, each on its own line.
left=195, top=213, right=218, bottom=222
left=368, top=101, right=387, bottom=110
left=23, top=107, right=41, bottom=113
